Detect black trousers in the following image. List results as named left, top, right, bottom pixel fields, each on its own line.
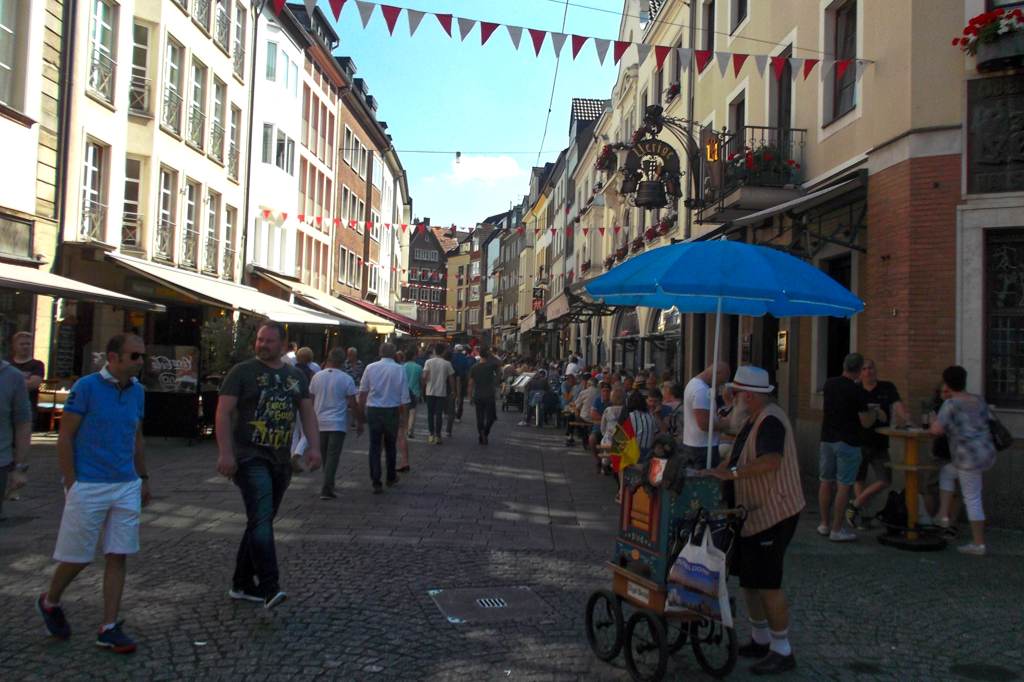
left=474, top=396, right=497, bottom=436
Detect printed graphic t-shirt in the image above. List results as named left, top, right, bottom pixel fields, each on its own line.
left=220, top=359, right=310, bottom=465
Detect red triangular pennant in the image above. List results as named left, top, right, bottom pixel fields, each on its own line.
left=333, top=218, right=340, bottom=226
left=655, top=45, right=672, bottom=70
left=613, top=41, right=630, bottom=65
left=614, top=226, right=621, bottom=234
left=571, top=35, right=588, bottom=60
left=349, top=220, right=357, bottom=229
left=316, top=216, right=323, bottom=225
left=582, top=228, right=589, bottom=236
left=598, top=227, right=605, bottom=236
left=803, top=59, right=819, bottom=80
left=262, top=210, right=270, bottom=219
left=528, top=29, right=546, bottom=56
left=534, top=228, right=540, bottom=236
left=401, top=224, right=407, bottom=232
left=365, top=221, right=373, bottom=230
left=836, top=60, right=852, bottom=81
left=297, top=214, right=305, bottom=222
left=694, top=50, right=712, bottom=72
left=281, top=213, right=287, bottom=220
left=328, top=0, right=346, bottom=21
left=517, top=227, right=524, bottom=235
left=435, top=13, right=452, bottom=37
left=418, top=224, right=425, bottom=234
left=480, top=21, right=498, bottom=45
left=732, top=53, right=748, bottom=77
left=566, top=226, right=573, bottom=236
left=771, top=56, right=787, bottom=81
left=272, top=0, right=286, bottom=14
left=380, top=5, right=402, bottom=35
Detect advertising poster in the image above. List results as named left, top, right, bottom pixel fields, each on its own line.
left=144, top=346, right=199, bottom=394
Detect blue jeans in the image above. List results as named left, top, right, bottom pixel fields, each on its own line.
left=233, top=457, right=292, bottom=594
left=367, top=407, right=400, bottom=489
left=819, top=441, right=862, bottom=485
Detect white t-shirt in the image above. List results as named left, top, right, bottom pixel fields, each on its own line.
left=308, top=368, right=358, bottom=432
left=565, top=362, right=580, bottom=377
left=683, top=377, right=718, bottom=447
left=423, top=356, right=454, bottom=397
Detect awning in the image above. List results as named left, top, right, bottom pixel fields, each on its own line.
left=0, top=262, right=165, bottom=312
left=107, top=254, right=347, bottom=326
left=545, top=291, right=569, bottom=321
left=520, top=311, right=539, bottom=332
left=335, top=293, right=440, bottom=335
left=255, top=270, right=394, bottom=334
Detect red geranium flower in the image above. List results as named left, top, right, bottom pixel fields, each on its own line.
left=795, top=163, right=801, bottom=169
left=765, top=154, right=772, bottom=160
left=787, top=159, right=795, bottom=166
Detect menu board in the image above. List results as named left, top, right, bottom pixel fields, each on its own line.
left=54, top=324, right=76, bottom=378
left=143, top=346, right=199, bottom=394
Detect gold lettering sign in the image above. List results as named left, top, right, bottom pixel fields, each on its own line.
left=706, top=137, right=720, bottom=163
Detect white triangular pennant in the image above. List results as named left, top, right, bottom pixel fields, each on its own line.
left=407, top=9, right=424, bottom=36
left=855, top=59, right=868, bottom=82
left=820, top=60, right=835, bottom=83
left=677, top=47, right=692, bottom=72
left=788, top=58, right=804, bottom=81
left=303, top=0, right=318, bottom=16
left=507, top=25, right=522, bottom=50
left=636, top=43, right=652, bottom=66
left=754, top=54, right=768, bottom=78
left=457, top=17, right=475, bottom=41
left=594, top=38, right=610, bottom=65
left=716, top=51, right=730, bottom=77
left=550, top=32, right=567, bottom=58
left=355, top=0, right=374, bottom=28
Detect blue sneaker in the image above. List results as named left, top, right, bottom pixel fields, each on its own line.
left=95, top=621, right=137, bottom=653
left=37, top=593, right=71, bottom=640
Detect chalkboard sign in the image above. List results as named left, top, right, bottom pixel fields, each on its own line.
left=55, top=324, right=75, bottom=378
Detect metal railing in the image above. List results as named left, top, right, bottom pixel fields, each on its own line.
left=181, top=227, right=199, bottom=267
left=228, top=143, right=239, bottom=180
left=155, top=218, right=175, bottom=261
left=215, top=8, right=231, bottom=49
left=203, top=235, right=219, bottom=273
left=128, top=75, right=150, bottom=115
left=232, top=45, right=245, bottom=79
left=162, top=87, right=183, bottom=134
left=171, top=0, right=188, bottom=11
left=187, top=105, right=206, bottom=149
left=192, top=0, right=211, bottom=32
left=87, top=50, right=115, bottom=103
left=209, top=122, right=225, bottom=161
left=80, top=201, right=107, bottom=241
left=221, top=246, right=236, bottom=280
left=121, top=212, right=143, bottom=249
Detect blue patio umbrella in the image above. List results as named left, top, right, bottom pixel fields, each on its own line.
left=586, top=238, right=864, bottom=467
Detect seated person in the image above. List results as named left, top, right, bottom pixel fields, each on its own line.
left=588, top=383, right=613, bottom=471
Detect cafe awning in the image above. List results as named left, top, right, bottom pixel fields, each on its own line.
left=107, top=254, right=348, bottom=326
left=335, top=293, right=441, bottom=335
left=0, top=262, right=165, bottom=312
left=255, top=270, right=394, bottom=334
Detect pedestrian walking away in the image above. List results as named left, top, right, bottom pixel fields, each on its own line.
left=216, top=322, right=321, bottom=610
left=451, top=344, right=472, bottom=422
left=403, top=348, right=424, bottom=440
left=358, top=343, right=411, bottom=493
left=422, top=343, right=455, bottom=444
left=468, top=346, right=501, bottom=445
left=0, top=353, right=32, bottom=520
left=37, top=333, right=151, bottom=653
left=702, top=366, right=806, bottom=675
left=309, top=347, right=361, bottom=500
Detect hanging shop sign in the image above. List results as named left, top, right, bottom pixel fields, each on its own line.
left=143, top=346, right=199, bottom=394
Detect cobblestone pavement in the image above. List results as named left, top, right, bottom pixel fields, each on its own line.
left=2, top=407, right=1023, bottom=682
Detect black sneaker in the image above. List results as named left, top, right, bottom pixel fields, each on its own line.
left=845, top=503, right=861, bottom=529
left=228, top=586, right=263, bottom=603
left=750, top=651, right=796, bottom=675
left=738, top=640, right=771, bottom=658
left=264, top=590, right=287, bottom=610
left=37, top=593, right=71, bottom=640
left=95, top=621, right=136, bottom=653
left=319, top=491, right=337, bottom=500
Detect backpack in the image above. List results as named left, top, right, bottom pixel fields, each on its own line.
left=875, top=490, right=908, bottom=533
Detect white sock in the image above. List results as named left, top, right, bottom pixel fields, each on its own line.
left=43, top=594, right=60, bottom=609
left=769, top=628, right=792, bottom=656
left=750, top=619, right=770, bottom=645
left=100, top=622, right=117, bottom=632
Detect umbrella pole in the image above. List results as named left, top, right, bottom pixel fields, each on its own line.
left=707, top=296, right=723, bottom=470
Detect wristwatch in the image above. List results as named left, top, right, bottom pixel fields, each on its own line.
left=730, top=467, right=739, bottom=480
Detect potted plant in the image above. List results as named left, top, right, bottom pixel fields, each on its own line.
left=580, top=260, right=592, bottom=273
left=630, top=236, right=645, bottom=254
left=724, top=144, right=801, bottom=187
left=644, top=227, right=657, bottom=243
left=955, top=8, right=1024, bottom=71
left=595, top=144, right=625, bottom=172
left=615, top=245, right=629, bottom=262
left=603, top=254, right=616, bottom=270
left=664, top=82, right=680, bottom=104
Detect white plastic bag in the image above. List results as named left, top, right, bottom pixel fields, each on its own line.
left=665, top=525, right=732, bottom=627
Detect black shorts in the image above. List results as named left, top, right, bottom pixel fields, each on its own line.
left=856, top=445, right=892, bottom=484
left=734, top=513, right=800, bottom=591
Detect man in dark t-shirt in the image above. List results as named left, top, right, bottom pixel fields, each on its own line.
left=11, top=331, right=44, bottom=423
left=818, top=353, right=878, bottom=541
left=467, top=347, right=501, bottom=445
left=216, top=322, right=321, bottom=609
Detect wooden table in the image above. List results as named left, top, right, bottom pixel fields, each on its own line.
left=876, top=427, right=945, bottom=551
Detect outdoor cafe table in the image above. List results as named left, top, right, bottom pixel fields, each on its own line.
left=876, top=427, right=946, bottom=551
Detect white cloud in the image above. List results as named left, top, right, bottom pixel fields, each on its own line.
left=421, top=177, right=435, bottom=183
left=445, top=155, right=528, bottom=187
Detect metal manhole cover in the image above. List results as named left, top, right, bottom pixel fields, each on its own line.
left=950, top=664, right=1021, bottom=682
left=429, top=587, right=553, bottom=623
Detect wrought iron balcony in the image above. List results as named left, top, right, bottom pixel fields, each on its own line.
left=87, top=50, right=115, bottom=103
left=215, top=8, right=231, bottom=50
left=209, top=123, right=225, bottom=162
left=187, top=106, right=206, bottom=149
left=232, top=45, right=245, bottom=80
left=203, top=235, right=219, bottom=273
left=80, top=201, right=107, bottom=241
left=181, top=227, right=199, bottom=268
left=162, top=87, right=183, bottom=135
left=228, top=143, right=239, bottom=180
left=192, top=0, right=211, bottom=33
left=155, top=218, right=175, bottom=261
left=128, top=76, right=150, bottom=115
left=121, top=212, right=143, bottom=250
left=221, top=246, right=236, bottom=280
left=171, top=0, right=188, bottom=11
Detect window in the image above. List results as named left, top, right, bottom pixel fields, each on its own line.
left=281, top=51, right=290, bottom=90
left=290, top=61, right=298, bottom=97
left=210, top=79, right=226, bottom=160
left=348, top=252, right=356, bottom=286
left=343, top=127, right=352, bottom=164
left=187, top=60, right=207, bottom=148
left=702, top=0, right=715, bottom=58
left=359, top=145, right=369, bottom=178
left=987, top=230, right=1024, bottom=407
left=831, top=0, right=857, bottom=120
left=338, top=246, right=348, bottom=282
left=182, top=180, right=200, bottom=266
left=370, top=210, right=381, bottom=241
left=469, top=309, right=479, bottom=325
left=414, top=248, right=422, bottom=260
left=223, top=205, right=236, bottom=279
left=430, top=250, right=438, bottom=262
left=356, top=199, right=365, bottom=231
left=470, top=261, right=480, bottom=278
left=233, top=3, right=246, bottom=79
left=470, top=285, right=480, bottom=302
left=301, top=86, right=310, bottom=147
left=0, top=0, right=28, bottom=110
left=731, top=0, right=747, bottom=32
left=88, top=0, right=116, bottom=102
left=129, top=23, right=149, bottom=114
left=262, top=124, right=273, bottom=163
left=157, top=167, right=177, bottom=260
left=432, top=290, right=441, bottom=302
left=266, top=41, right=277, bottom=81
left=122, top=157, right=142, bottom=248
left=228, top=105, right=241, bottom=179
left=372, top=155, right=383, bottom=189
left=286, top=137, right=295, bottom=175
left=204, top=191, right=220, bottom=273
left=728, top=93, right=745, bottom=134
left=456, top=311, right=463, bottom=327
left=81, top=140, right=107, bottom=240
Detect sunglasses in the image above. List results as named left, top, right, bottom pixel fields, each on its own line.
left=128, top=352, right=146, bottom=361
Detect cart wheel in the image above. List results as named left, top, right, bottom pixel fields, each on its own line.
left=624, top=609, right=668, bottom=682
left=666, top=619, right=688, bottom=654
left=689, top=618, right=738, bottom=678
left=585, top=589, right=624, bottom=662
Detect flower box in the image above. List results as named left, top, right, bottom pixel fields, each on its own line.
left=604, top=255, right=616, bottom=270
left=580, top=261, right=592, bottom=273
left=976, top=31, right=1024, bottom=72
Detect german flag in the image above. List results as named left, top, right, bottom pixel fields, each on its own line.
left=610, top=407, right=641, bottom=473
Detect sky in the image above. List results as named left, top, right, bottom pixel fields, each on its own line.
left=323, top=0, right=628, bottom=227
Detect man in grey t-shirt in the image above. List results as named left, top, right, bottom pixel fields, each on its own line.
left=0, top=360, right=32, bottom=519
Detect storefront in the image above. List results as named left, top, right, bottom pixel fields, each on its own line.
left=612, top=307, right=640, bottom=373
left=645, top=306, right=683, bottom=384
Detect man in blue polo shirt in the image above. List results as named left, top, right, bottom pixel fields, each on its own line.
left=37, top=333, right=151, bottom=654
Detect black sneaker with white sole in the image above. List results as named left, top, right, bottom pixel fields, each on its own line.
left=229, top=586, right=263, bottom=603
left=264, top=590, right=287, bottom=610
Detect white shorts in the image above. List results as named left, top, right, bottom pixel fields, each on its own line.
left=53, top=479, right=142, bottom=563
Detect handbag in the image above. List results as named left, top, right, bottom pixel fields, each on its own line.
left=665, top=517, right=732, bottom=627
left=989, top=415, right=1013, bottom=452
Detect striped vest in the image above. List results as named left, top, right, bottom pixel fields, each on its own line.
left=735, top=402, right=806, bottom=536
